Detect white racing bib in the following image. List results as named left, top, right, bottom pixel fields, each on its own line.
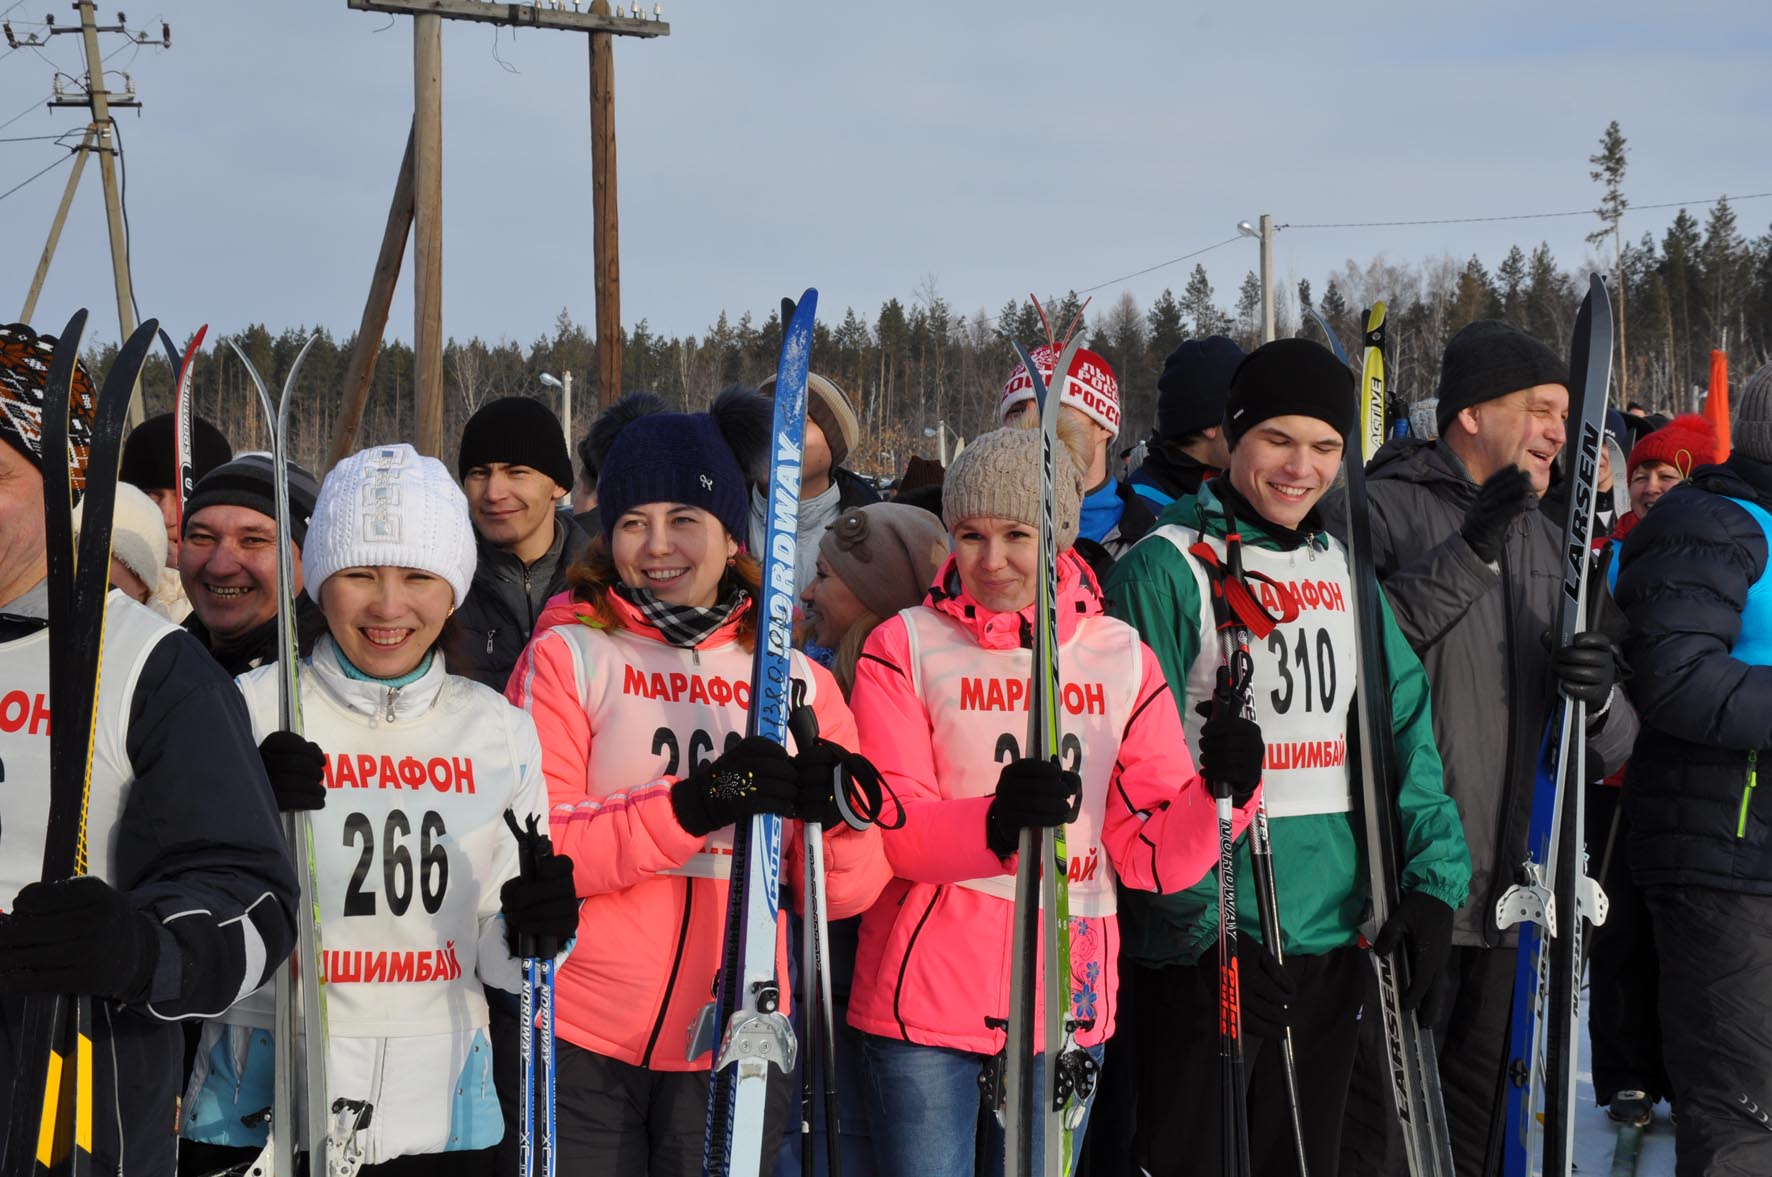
left=1153, top=522, right=1359, bottom=819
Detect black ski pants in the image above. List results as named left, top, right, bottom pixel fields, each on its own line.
left=1424, top=943, right=1516, bottom=1177
left=1130, top=945, right=1368, bottom=1177
left=1646, top=884, right=1772, bottom=1177
left=1586, top=782, right=1668, bottom=1106
left=551, top=1038, right=793, bottom=1177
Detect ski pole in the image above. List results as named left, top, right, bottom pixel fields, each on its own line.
left=1207, top=663, right=1253, bottom=1177
left=505, top=809, right=547, bottom=1177
left=542, top=956, right=558, bottom=1177
left=788, top=697, right=846, bottom=1177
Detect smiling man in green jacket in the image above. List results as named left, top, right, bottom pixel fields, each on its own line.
left=1105, top=338, right=1470, bottom=1177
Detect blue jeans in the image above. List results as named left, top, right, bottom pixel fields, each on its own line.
left=857, top=1033, right=1106, bottom=1177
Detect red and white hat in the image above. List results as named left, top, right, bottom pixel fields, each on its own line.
left=999, top=344, right=1121, bottom=434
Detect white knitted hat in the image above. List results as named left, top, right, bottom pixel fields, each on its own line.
left=73, top=480, right=168, bottom=591
left=303, top=444, right=476, bottom=606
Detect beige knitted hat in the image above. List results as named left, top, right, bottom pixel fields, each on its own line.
left=941, top=426, right=1082, bottom=551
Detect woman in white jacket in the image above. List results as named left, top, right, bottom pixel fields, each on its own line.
left=179, top=444, right=578, bottom=1177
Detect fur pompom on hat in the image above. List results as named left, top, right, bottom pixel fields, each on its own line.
left=941, top=426, right=1083, bottom=551
left=74, top=480, right=167, bottom=592
left=303, top=444, right=477, bottom=607
left=579, top=390, right=666, bottom=483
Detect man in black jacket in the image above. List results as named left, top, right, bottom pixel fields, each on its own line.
left=1324, top=319, right=1638, bottom=1177
left=0, top=324, right=298, bottom=1175
left=1128, top=334, right=1240, bottom=511
left=180, top=453, right=326, bottom=676
left=447, top=395, right=590, bottom=690
left=1614, top=360, right=1772, bottom=1175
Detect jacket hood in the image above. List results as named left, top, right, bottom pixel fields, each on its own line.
left=532, top=586, right=755, bottom=650
left=925, top=547, right=1101, bottom=651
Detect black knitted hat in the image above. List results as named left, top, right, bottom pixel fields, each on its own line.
left=1435, top=320, right=1569, bottom=435
left=1224, top=338, right=1356, bottom=446
left=1155, top=335, right=1245, bottom=441
left=456, top=395, right=573, bottom=491
left=183, top=453, right=320, bottom=546
left=119, top=412, right=233, bottom=490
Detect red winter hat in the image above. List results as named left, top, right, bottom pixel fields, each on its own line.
left=1627, top=413, right=1718, bottom=481
left=1000, top=345, right=1121, bottom=434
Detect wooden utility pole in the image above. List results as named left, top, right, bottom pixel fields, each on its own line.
left=12, top=3, right=169, bottom=425
left=338, top=0, right=668, bottom=457
left=413, top=16, right=445, bottom=457
left=589, top=0, right=622, bottom=409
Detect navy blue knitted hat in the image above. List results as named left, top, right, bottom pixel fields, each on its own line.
left=1155, top=335, right=1245, bottom=441
left=596, top=412, right=749, bottom=542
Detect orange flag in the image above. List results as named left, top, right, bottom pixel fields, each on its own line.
left=1707, top=349, right=1733, bottom=461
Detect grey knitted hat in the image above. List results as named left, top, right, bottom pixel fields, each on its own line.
left=1738, top=362, right=1772, bottom=463
left=941, top=426, right=1082, bottom=552
left=819, top=502, right=950, bottom=620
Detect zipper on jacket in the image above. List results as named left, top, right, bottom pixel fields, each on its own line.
left=486, top=627, right=497, bottom=656
left=892, top=885, right=944, bottom=1040
left=384, top=686, right=401, bottom=724
left=641, top=879, right=695, bottom=1069
left=1740, top=750, right=1760, bottom=838
left=1490, top=539, right=1524, bottom=947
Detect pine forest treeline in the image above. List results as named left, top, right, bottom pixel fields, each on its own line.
left=98, top=194, right=1772, bottom=479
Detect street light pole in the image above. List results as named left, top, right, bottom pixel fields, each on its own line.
left=540, top=371, right=573, bottom=449
left=1239, top=214, right=1276, bottom=342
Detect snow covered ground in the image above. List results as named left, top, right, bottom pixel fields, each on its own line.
left=1574, top=1019, right=1675, bottom=1175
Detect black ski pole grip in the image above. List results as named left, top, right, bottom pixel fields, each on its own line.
left=503, top=808, right=540, bottom=960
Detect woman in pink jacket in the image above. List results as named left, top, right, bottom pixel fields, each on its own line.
left=845, top=426, right=1264, bottom=1176
left=507, top=407, right=890, bottom=1175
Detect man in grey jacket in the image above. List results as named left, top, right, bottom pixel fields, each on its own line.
left=1326, top=319, right=1638, bottom=1177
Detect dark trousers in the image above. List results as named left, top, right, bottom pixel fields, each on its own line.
left=1130, top=946, right=1368, bottom=1177
left=1076, top=962, right=1137, bottom=1177
left=177, top=1141, right=493, bottom=1176
left=552, top=1037, right=793, bottom=1177
left=1646, top=885, right=1772, bottom=1177
left=1585, top=782, right=1668, bottom=1105
left=1425, top=944, right=1517, bottom=1177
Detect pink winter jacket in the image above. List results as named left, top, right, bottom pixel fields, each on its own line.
left=846, top=551, right=1256, bottom=1055
left=507, top=590, right=891, bottom=1071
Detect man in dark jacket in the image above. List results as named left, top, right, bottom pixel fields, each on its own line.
left=1128, top=334, right=1240, bottom=511
left=0, top=325, right=298, bottom=1175
left=1323, top=319, right=1638, bottom=1177
left=446, top=395, right=590, bottom=690
left=180, top=454, right=327, bottom=676
left=1613, top=360, right=1772, bottom=1175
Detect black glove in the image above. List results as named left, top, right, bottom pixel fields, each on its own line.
left=1205, top=935, right=1294, bottom=1040
left=1371, top=890, right=1454, bottom=1012
left=792, top=738, right=848, bottom=829
left=1193, top=673, right=1264, bottom=808
left=0, top=876, right=160, bottom=1003
left=501, top=851, right=579, bottom=959
left=259, top=730, right=326, bottom=812
left=1553, top=630, right=1621, bottom=707
left=1460, top=464, right=1536, bottom=563
left=985, top=758, right=1082, bottom=859
left=670, top=735, right=799, bottom=837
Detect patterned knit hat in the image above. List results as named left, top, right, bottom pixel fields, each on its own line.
left=185, top=453, right=320, bottom=546
left=0, top=321, right=99, bottom=496
left=1738, top=362, right=1772, bottom=464
left=597, top=411, right=749, bottom=541
left=1000, top=345, right=1122, bottom=435
left=941, top=426, right=1083, bottom=551
left=1627, top=413, right=1718, bottom=480
left=303, top=443, right=477, bottom=607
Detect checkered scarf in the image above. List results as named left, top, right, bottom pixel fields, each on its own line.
left=614, top=579, right=748, bottom=649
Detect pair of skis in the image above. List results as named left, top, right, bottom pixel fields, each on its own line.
left=696, top=290, right=818, bottom=1177
left=226, top=337, right=358, bottom=1177
left=1309, top=301, right=1458, bottom=1177
left=0, top=310, right=157, bottom=1177
left=1001, top=303, right=1093, bottom=1177
left=1496, top=276, right=1615, bottom=1177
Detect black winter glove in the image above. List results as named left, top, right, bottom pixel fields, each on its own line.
left=0, top=876, right=160, bottom=1003
left=985, top=758, right=1083, bottom=859
left=1459, top=464, right=1536, bottom=564
left=259, top=730, right=327, bottom=812
left=1205, top=935, right=1295, bottom=1040
left=1553, top=630, right=1622, bottom=708
left=670, top=735, right=799, bottom=837
left=791, top=738, right=848, bottom=829
left=501, top=853, right=579, bottom=959
left=1193, top=670, right=1264, bottom=807
left=1371, top=890, right=1455, bottom=1013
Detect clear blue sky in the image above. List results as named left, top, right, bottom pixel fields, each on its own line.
left=3, top=0, right=1768, bottom=349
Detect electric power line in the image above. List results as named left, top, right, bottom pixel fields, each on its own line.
left=0, top=143, right=72, bottom=204
left=1286, top=190, right=1772, bottom=231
